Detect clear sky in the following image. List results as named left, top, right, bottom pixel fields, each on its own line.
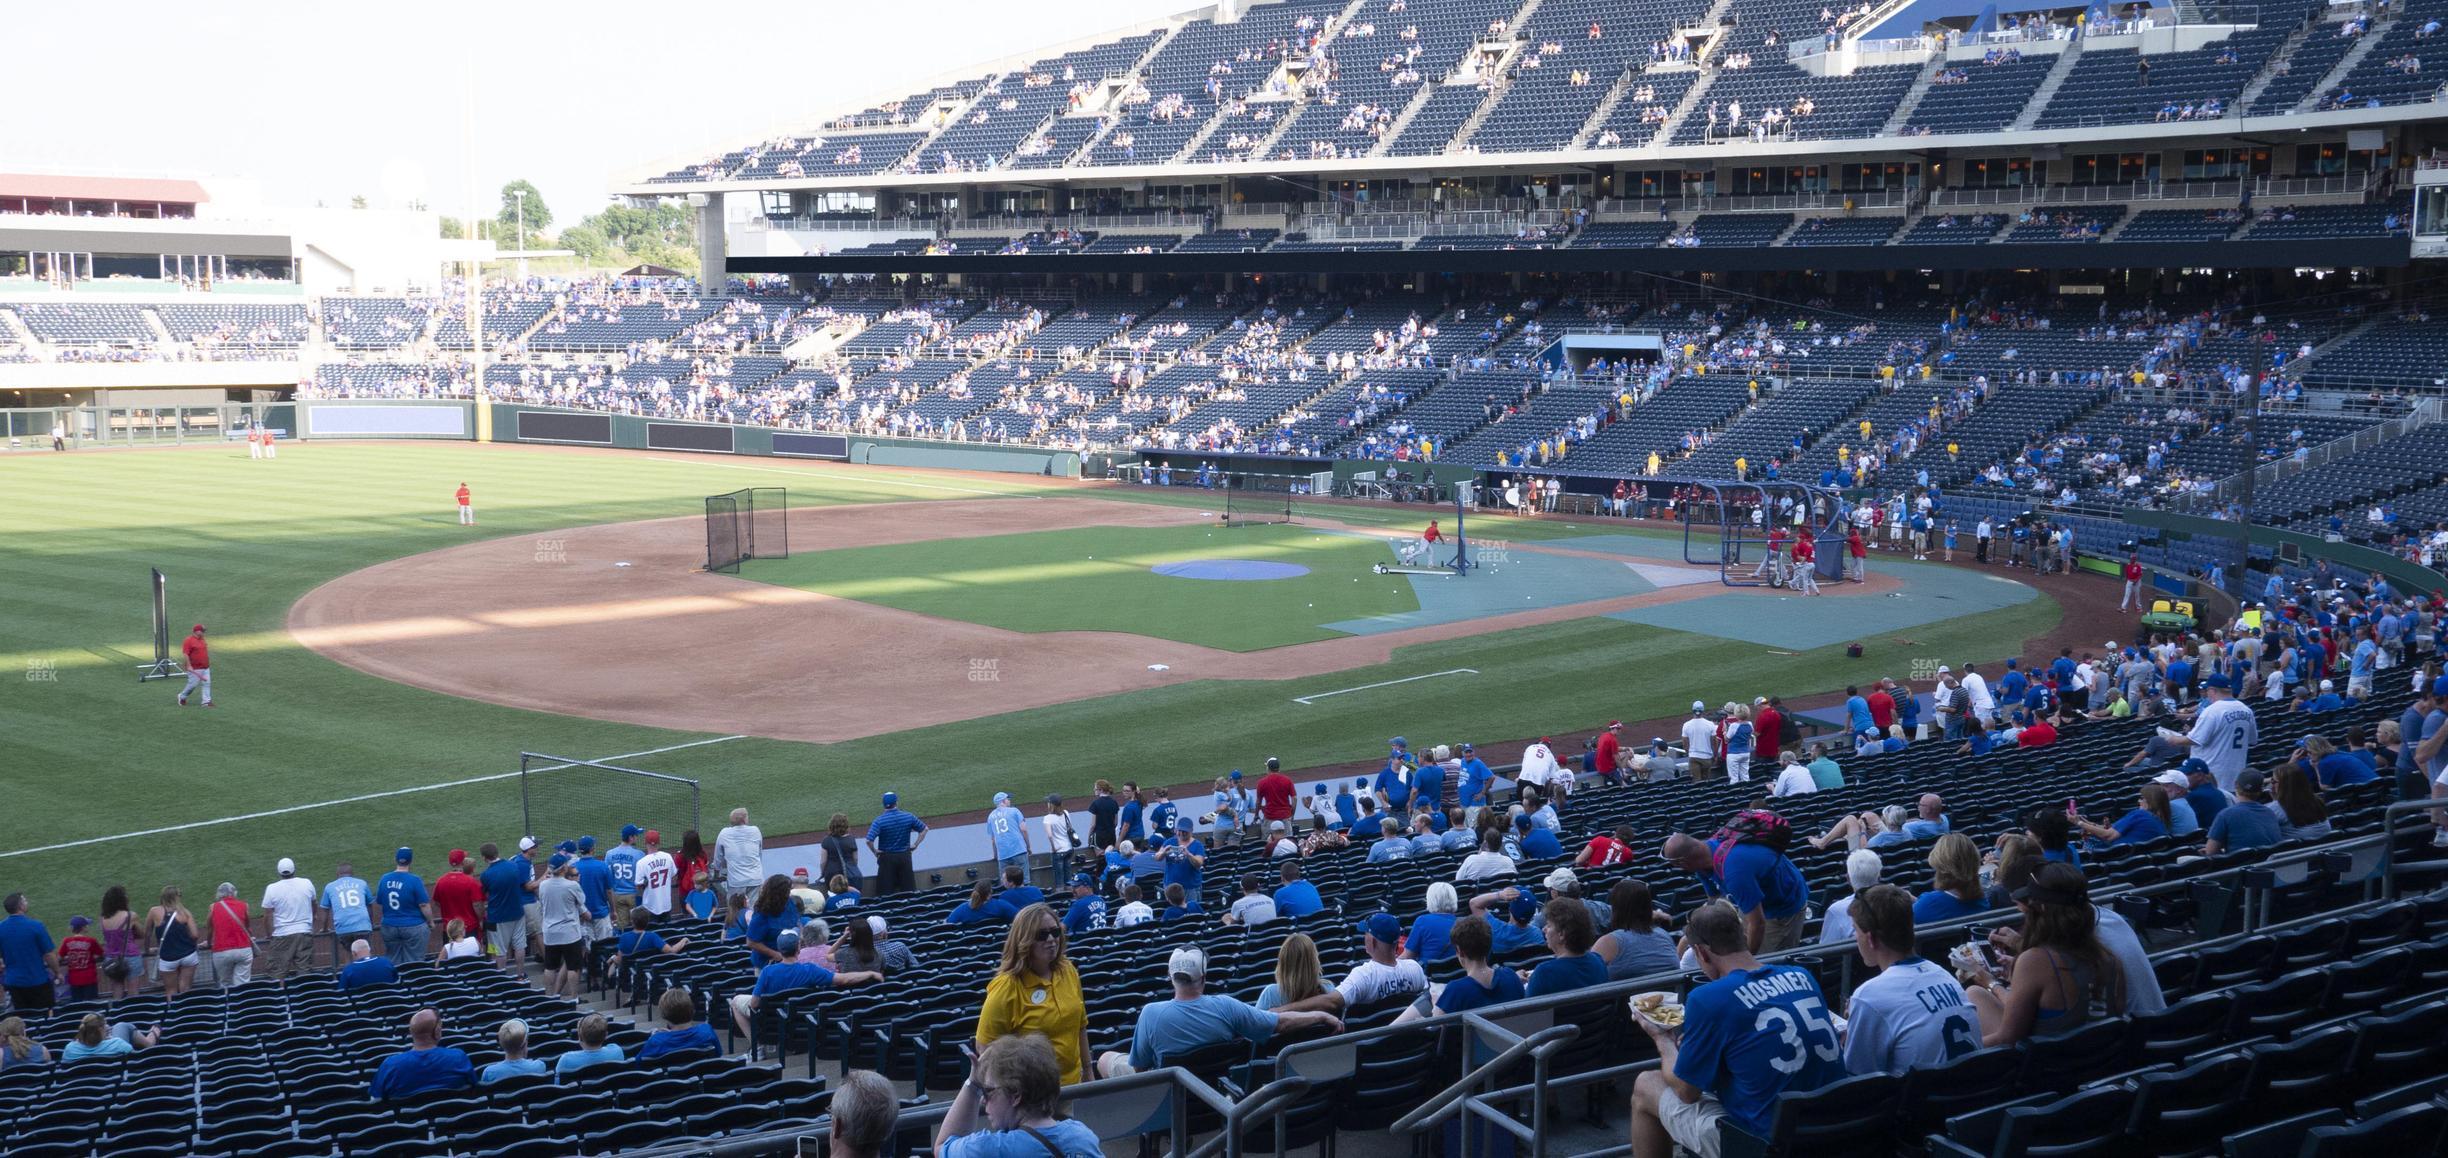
left=0, top=0, right=1187, bottom=226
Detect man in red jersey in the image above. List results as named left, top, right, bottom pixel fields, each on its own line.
left=1253, top=758, right=1297, bottom=825
left=177, top=624, right=214, bottom=707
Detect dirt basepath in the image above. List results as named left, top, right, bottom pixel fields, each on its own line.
left=286, top=497, right=1912, bottom=744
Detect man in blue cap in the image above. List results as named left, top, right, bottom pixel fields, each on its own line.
left=864, top=791, right=927, bottom=896
left=573, top=836, right=613, bottom=942
left=1336, top=912, right=1428, bottom=1008
left=375, top=848, right=433, bottom=966
left=986, top=791, right=1032, bottom=882
left=606, top=824, right=644, bottom=929
left=1456, top=742, right=1493, bottom=822
left=1062, top=871, right=1108, bottom=936
left=1163, top=815, right=1207, bottom=903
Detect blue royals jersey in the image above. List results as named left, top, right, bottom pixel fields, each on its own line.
left=1675, top=964, right=1846, bottom=1135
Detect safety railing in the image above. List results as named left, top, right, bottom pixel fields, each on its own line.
left=616, top=1066, right=1310, bottom=1158
left=2194, top=396, right=2446, bottom=509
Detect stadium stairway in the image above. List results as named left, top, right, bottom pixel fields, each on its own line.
left=2239, top=10, right=2324, bottom=111
left=2008, top=41, right=2086, bottom=131
left=1569, top=63, right=1641, bottom=147
left=1878, top=54, right=1952, bottom=137
left=2295, top=14, right=2398, bottom=112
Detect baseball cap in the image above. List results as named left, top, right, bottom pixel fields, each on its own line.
left=1935, top=665, right=1952, bottom=674
left=776, top=930, right=802, bottom=955
left=1313, top=784, right=1328, bottom=796
left=547, top=854, right=571, bottom=871
left=1514, top=813, right=1532, bottom=830
left=866, top=915, right=888, bottom=937
left=276, top=857, right=296, bottom=877
left=69, top=916, right=90, bottom=930
left=2202, top=675, right=2233, bottom=691
left=2012, top=862, right=2091, bottom=905
left=1357, top=912, right=1402, bottom=943
left=882, top=792, right=898, bottom=807
left=2153, top=771, right=2188, bottom=788
left=993, top=791, right=1010, bottom=806
left=1167, top=945, right=1208, bottom=982
left=1460, top=743, right=1474, bottom=753
left=1389, top=736, right=1407, bottom=747
left=1544, top=867, right=1580, bottom=892
left=1072, top=872, right=1098, bottom=889
left=1177, top=815, right=1195, bottom=832
left=192, top=624, right=207, bottom=632
left=642, top=829, right=661, bottom=845
left=555, top=840, right=577, bottom=856
left=1691, top=700, right=1707, bottom=712
left=448, top=849, right=467, bottom=866
left=791, top=866, right=811, bottom=879
left=2234, top=770, right=2268, bottom=795
left=396, top=847, right=414, bottom=864
left=620, top=824, right=643, bottom=841
left=1606, top=720, right=1623, bottom=729
left=1508, top=896, right=1540, bottom=922
left=577, top=836, right=596, bottom=852
left=517, top=836, right=537, bottom=852
left=2320, top=679, right=2335, bottom=691
left=1268, top=820, right=1287, bottom=832
left=1353, top=778, right=1369, bottom=789
left=2181, top=758, right=2210, bottom=776
left=1229, top=769, right=1243, bottom=780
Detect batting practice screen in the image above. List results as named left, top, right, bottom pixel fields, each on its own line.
left=1221, top=474, right=1296, bottom=526
left=704, top=487, right=789, bottom=572
left=518, top=752, right=701, bottom=851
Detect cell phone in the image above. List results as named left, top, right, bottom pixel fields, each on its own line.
left=2065, top=798, right=2080, bottom=817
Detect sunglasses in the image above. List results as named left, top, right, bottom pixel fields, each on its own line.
left=1033, top=927, right=1063, bottom=942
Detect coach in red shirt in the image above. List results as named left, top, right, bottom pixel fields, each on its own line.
left=1254, top=759, right=1297, bottom=823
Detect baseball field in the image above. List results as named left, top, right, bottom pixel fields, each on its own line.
left=0, top=441, right=2063, bottom=911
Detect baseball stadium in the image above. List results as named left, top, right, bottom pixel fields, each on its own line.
left=7, top=0, right=2448, bottom=1153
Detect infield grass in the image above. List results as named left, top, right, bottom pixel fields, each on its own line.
left=735, top=522, right=1417, bottom=649
left=0, top=442, right=2060, bottom=916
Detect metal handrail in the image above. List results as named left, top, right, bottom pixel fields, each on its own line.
left=1387, top=1021, right=1581, bottom=1135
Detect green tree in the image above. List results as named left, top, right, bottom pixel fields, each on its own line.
left=438, top=216, right=466, bottom=239
left=559, top=223, right=611, bottom=263
left=496, top=179, right=551, bottom=247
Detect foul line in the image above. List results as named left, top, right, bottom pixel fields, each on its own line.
left=1292, top=668, right=1480, bottom=705
left=0, top=734, right=748, bottom=861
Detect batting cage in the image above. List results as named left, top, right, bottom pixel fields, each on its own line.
left=519, top=752, right=701, bottom=847
left=1220, top=474, right=1296, bottom=527
left=704, top=487, right=789, bottom=572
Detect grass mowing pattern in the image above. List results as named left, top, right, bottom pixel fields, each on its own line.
left=0, top=443, right=2059, bottom=915
left=736, top=522, right=1417, bottom=650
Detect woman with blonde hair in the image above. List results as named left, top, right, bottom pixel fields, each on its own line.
left=146, top=885, right=198, bottom=1000
left=975, top=903, right=1088, bottom=1085
left=0, top=1016, right=48, bottom=1071
left=1983, top=834, right=2041, bottom=910
left=62, top=1011, right=158, bottom=1060
left=440, top=919, right=483, bottom=961
left=1913, top=833, right=1990, bottom=923
left=1256, top=932, right=1342, bottom=1014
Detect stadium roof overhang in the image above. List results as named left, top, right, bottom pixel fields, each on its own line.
left=614, top=103, right=2435, bottom=199
left=730, top=235, right=2410, bottom=277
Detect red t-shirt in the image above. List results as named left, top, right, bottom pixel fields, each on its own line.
left=1793, top=541, right=1816, bottom=563
left=1594, top=731, right=1620, bottom=773
left=1582, top=834, right=1631, bottom=867
left=58, top=933, right=102, bottom=986
left=1848, top=535, right=1867, bottom=558
left=433, top=868, right=485, bottom=935
left=2123, top=562, right=2144, bottom=582
left=676, top=854, right=709, bottom=899
left=456, top=486, right=472, bottom=507
left=1423, top=524, right=1442, bottom=543
left=182, top=634, right=210, bottom=670
left=1254, top=773, right=1297, bottom=821
left=1867, top=691, right=1896, bottom=731
left=209, top=899, right=252, bottom=951
left=2018, top=721, right=2058, bottom=748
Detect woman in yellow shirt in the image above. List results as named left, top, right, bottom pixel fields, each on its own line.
left=975, top=903, right=1089, bottom=1085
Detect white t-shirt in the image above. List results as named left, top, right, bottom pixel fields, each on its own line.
left=1044, top=811, right=1078, bottom=855
left=716, top=825, right=765, bottom=891
left=2187, top=697, right=2259, bottom=789
left=1771, top=763, right=1817, bottom=797
left=442, top=936, right=483, bottom=960
left=1818, top=895, right=1859, bottom=945
left=1961, top=673, right=1995, bottom=718
left=261, top=877, right=318, bottom=937
left=1113, top=901, right=1154, bottom=927
left=1681, top=717, right=1718, bottom=760
left=634, top=851, right=678, bottom=914
left=1456, top=851, right=1517, bottom=883
left=1517, top=743, right=1560, bottom=787
left=1337, top=958, right=1428, bottom=1007
left=2093, top=905, right=2165, bottom=1015
left=1843, top=957, right=1981, bottom=1075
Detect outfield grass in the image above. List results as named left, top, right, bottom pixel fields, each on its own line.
left=737, top=522, right=1417, bottom=650
left=0, top=443, right=2060, bottom=917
